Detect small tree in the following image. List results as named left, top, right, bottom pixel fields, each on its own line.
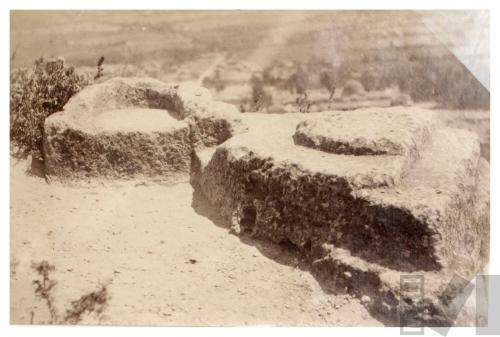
left=251, top=75, right=272, bottom=111
left=296, top=91, right=311, bottom=113
left=287, top=66, right=308, bottom=94
left=94, top=56, right=105, bottom=80
left=320, top=71, right=336, bottom=100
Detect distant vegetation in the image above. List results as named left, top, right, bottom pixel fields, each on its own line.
left=250, top=75, right=273, bottom=111
left=388, top=53, right=489, bottom=110
left=9, top=50, right=488, bottom=170
left=257, top=51, right=489, bottom=110
left=202, top=69, right=226, bottom=93
left=11, top=11, right=488, bottom=115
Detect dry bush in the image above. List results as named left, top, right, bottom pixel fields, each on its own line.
left=31, top=260, right=110, bottom=325
left=31, top=261, right=58, bottom=323
left=10, top=57, right=87, bottom=161
left=64, top=285, right=109, bottom=324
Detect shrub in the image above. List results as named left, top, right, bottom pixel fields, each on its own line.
left=31, top=260, right=110, bottom=324
left=10, top=57, right=87, bottom=161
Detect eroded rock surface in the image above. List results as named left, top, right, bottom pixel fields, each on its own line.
left=192, top=109, right=489, bottom=326
left=44, top=77, right=242, bottom=181
left=44, top=108, right=191, bottom=180
left=293, top=108, right=437, bottom=157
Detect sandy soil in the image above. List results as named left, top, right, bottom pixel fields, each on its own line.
left=10, top=158, right=381, bottom=326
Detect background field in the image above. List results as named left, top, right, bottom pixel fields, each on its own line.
left=10, top=10, right=491, bottom=158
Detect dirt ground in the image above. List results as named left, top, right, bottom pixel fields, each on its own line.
left=9, top=158, right=382, bottom=326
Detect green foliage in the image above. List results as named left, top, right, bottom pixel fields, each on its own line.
left=10, top=57, right=87, bottom=160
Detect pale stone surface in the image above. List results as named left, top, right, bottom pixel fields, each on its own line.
left=293, top=107, right=438, bottom=157
left=91, top=108, right=185, bottom=133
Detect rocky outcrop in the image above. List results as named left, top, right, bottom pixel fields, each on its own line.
left=43, top=77, right=242, bottom=181
left=43, top=78, right=489, bottom=326
left=192, top=109, right=489, bottom=326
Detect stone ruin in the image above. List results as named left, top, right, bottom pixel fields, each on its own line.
left=43, top=77, right=242, bottom=181
left=43, top=77, right=490, bottom=326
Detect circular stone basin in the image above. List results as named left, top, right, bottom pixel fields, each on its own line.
left=92, top=108, right=185, bottom=133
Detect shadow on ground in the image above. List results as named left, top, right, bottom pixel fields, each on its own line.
left=190, top=185, right=393, bottom=326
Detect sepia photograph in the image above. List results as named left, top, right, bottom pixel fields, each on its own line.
left=4, top=3, right=495, bottom=334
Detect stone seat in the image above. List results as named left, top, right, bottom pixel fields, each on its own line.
left=43, top=77, right=243, bottom=182
left=294, top=108, right=437, bottom=157
left=44, top=108, right=191, bottom=181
